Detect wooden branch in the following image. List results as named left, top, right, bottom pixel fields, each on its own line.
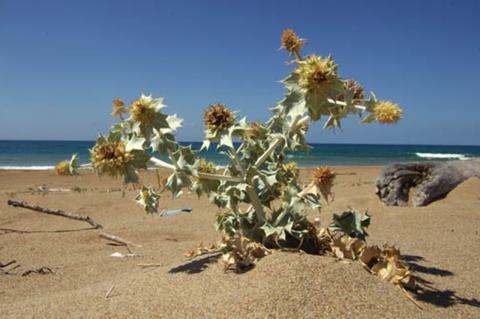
left=99, top=232, right=142, bottom=247
left=0, top=260, right=16, bottom=268
left=7, top=199, right=103, bottom=229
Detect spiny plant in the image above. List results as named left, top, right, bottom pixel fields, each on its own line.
left=63, top=29, right=416, bottom=298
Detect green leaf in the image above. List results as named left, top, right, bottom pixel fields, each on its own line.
left=126, top=136, right=146, bottom=152
left=135, top=186, right=160, bottom=214
left=329, top=210, right=371, bottom=240
left=69, top=153, right=79, bottom=175
left=166, top=114, right=183, bottom=132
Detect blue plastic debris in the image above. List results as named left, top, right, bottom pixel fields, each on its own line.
left=159, top=208, right=192, bottom=216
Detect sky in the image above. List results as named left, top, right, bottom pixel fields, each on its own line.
left=0, top=0, right=479, bottom=145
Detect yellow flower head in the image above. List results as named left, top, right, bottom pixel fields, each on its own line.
left=111, top=98, right=127, bottom=117
left=55, top=160, right=71, bottom=176
left=198, top=158, right=217, bottom=174
left=130, top=96, right=156, bottom=125
left=203, top=103, right=235, bottom=131
left=313, top=166, right=336, bottom=189
left=297, top=55, right=339, bottom=96
left=283, top=161, right=299, bottom=179
left=91, top=141, right=132, bottom=178
left=281, top=28, right=304, bottom=57
left=374, top=101, right=402, bottom=124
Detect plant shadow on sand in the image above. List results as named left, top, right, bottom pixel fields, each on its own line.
left=168, top=253, right=223, bottom=274
left=404, top=255, right=480, bottom=308
left=169, top=253, right=479, bottom=308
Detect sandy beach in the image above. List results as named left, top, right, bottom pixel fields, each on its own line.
left=0, top=167, right=479, bottom=318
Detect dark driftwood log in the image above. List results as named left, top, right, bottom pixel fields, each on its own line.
left=376, top=160, right=480, bottom=206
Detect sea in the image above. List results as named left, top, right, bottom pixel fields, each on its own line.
left=0, top=140, right=479, bottom=169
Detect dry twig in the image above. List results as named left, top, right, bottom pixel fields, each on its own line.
left=105, top=283, right=116, bottom=298
left=7, top=199, right=103, bottom=229
left=99, top=232, right=142, bottom=247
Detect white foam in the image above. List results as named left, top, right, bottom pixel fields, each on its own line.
left=415, top=153, right=470, bottom=160
left=0, top=166, right=55, bottom=170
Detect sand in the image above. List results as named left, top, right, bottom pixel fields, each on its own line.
left=0, top=167, right=479, bottom=318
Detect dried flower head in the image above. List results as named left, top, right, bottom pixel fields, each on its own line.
left=313, top=166, right=336, bottom=189
left=55, top=160, right=71, bottom=176
left=130, top=96, right=156, bottom=125
left=55, top=154, right=79, bottom=176
left=374, top=101, right=402, bottom=124
left=111, top=98, right=127, bottom=117
left=91, top=140, right=132, bottom=178
left=204, top=103, right=235, bottom=131
left=281, top=28, right=305, bottom=57
left=297, top=55, right=339, bottom=96
left=198, top=158, right=217, bottom=174
left=337, top=80, right=364, bottom=102
left=245, top=122, right=265, bottom=139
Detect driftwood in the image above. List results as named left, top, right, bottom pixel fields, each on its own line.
left=6, top=199, right=141, bottom=248
left=376, top=159, right=480, bottom=206
left=7, top=199, right=103, bottom=229
left=99, top=232, right=142, bottom=247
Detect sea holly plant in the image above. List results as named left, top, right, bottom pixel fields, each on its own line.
left=55, top=154, right=79, bottom=176
left=78, top=29, right=415, bottom=296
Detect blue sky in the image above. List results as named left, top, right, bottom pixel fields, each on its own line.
left=0, top=0, right=479, bottom=145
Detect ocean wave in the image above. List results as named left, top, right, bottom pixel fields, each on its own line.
left=415, top=153, right=471, bottom=160
left=0, top=165, right=55, bottom=170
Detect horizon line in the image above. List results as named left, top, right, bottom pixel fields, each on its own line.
left=0, top=139, right=479, bottom=147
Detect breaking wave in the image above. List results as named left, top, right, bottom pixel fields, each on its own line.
left=415, top=153, right=471, bottom=160
left=0, top=165, right=55, bottom=170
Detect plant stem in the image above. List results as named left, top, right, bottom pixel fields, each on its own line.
left=149, top=156, right=243, bottom=183
left=149, top=157, right=176, bottom=170
left=229, top=146, right=245, bottom=176
left=245, top=186, right=265, bottom=224
left=197, top=172, right=243, bottom=183
left=327, top=98, right=366, bottom=111
left=167, top=149, right=180, bottom=170
left=255, top=138, right=284, bottom=168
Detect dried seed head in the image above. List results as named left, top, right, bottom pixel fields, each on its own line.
left=203, top=103, right=235, bottom=131
left=281, top=28, right=304, bottom=57
left=91, top=141, right=132, bottom=178
left=297, top=55, right=338, bottom=95
left=374, top=101, right=402, bottom=124
left=245, top=122, right=264, bottom=139
left=313, top=166, right=336, bottom=190
left=111, top=98, right=128, bottom=117
left=130, top=97, right=156, bottom=125
left=337, top=80, right=364, bottom=101
left=55, top=160, right=71, bottom=176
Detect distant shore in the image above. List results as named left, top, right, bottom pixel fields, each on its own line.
left=1, top=140, right=479, bottom=169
